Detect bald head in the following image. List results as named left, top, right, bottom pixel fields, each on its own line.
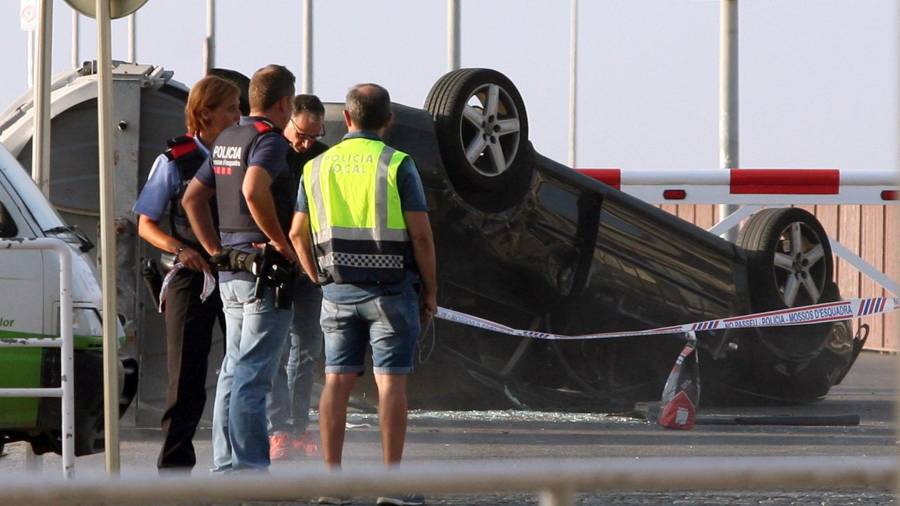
left=345, top=83, right=392, bottom=131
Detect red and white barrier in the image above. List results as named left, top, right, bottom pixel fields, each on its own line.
left=576, top=168, right=898, bottom=205
left=575, top=166, right=900, bottom=297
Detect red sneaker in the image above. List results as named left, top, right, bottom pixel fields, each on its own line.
left=269, top=432, right=292, bottom=461
left=291, top=431, right=320, bottom=457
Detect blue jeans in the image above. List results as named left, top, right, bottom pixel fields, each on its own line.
left=212, top=278, right=291, bottom=471
left=266, top=277, right=323, bottom=434
left=321, top=287, right=420, bottom=375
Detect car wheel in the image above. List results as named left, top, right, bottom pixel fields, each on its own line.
left=738, top=207, right=833, bottom=312
left=425, top=68, right=533, bottom=210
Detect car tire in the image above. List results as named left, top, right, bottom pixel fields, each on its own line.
left=738, top=207, right=833, bottom=312
left=738, top=207, right=839, bottom=388
left=425, top=68, right=533, bottom=210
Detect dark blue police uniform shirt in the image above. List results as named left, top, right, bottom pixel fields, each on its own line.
left=296, top=131, right=429, bottom=303
left=195, top=116, right=290, bottom=282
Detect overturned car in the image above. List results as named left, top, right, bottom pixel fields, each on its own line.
left=355, top=68, right=864, bottom=409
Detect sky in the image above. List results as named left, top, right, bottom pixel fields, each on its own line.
left=0, top=0, right=896, bottom=171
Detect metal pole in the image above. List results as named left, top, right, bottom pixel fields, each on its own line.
left=32, top=0, right=52, bottom=196
left=96, top=0, right=120, bottom=476
left=55, top=240, right=75, bottom=479
left=204, top=0, right=215, bottom=71
left=447, top=0, right=460, bottom=71
left=567, top=0, right=578, bottom=168
left=26, top=30, right=34, bottom=89
left=126, top=13, right=136, bottom=63
left=71, top=11, right=79, bottom=69
left=718, top=0, right=739, bottom=241
left=301, top=0, right=313, bottom=93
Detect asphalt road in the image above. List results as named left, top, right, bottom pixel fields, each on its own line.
left=0, top=352, right=895, bottom=505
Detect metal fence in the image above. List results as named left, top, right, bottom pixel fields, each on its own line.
left=0, top=238, right=74, bottom=478
left=1, top=456, right=896, bottom=505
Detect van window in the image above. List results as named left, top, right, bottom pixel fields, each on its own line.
left=0, top=202, right=17, bottom=238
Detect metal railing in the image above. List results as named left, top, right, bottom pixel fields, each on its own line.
left=0, top=238, right=74, bottom=478
left=0, top=456, right=895, bottom=505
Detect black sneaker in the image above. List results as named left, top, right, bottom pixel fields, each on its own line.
left=375, top=494, right=425, bottom=506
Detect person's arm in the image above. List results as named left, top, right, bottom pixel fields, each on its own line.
left=405, top=210, right=437, bottom=325
left=181, top=178, right=222, bottom=256
left=288, top=211, right=318, bottom=282
left=243, top=165, right=298, bottom=265
left=137, top=215, right=208, bottom=272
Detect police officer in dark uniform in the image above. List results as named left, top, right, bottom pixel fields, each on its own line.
left=133, top=75, right=241, bottom=471
left=182, top=64, right=299, bottom=472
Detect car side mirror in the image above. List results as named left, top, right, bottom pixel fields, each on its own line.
left=0, top=202, right=18, bottom=238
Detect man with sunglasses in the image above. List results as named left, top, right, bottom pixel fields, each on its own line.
left=266, top=94, right=329, bottom=460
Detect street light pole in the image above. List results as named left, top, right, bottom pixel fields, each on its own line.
left=127, top=13, right=136, bottom=63
left=204, top=0, right=215, bottom=71
left=568, top=0, right=578, bottom=168
left=301, top=0, right=313, bottom=93
left=95, top=0, right=120, bottom=475
left=32, top=0, right=52, bottom=197
left=447, top=0, right=460, bottom=71
left=71, top=11, right=79, bottom=68
left=718, top=0, right=739, bottom=241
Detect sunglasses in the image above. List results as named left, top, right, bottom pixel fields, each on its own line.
left=290, top=117, right=325, bottom=142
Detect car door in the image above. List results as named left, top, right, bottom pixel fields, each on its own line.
left=0, top=174, right=46, bottom=428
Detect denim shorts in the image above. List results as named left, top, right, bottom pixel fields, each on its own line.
left=320, top=289, right=420, bottom=375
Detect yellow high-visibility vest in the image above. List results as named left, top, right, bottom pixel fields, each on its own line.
left=303, top=137, right=412, bottom=284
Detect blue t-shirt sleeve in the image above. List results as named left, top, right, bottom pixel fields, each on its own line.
left=133, top=154, right=179, bottom=221
left=248, top=133, right=289, bottom=177
left=194, top=157, right=215, bottom=188
left=296, top=178, right=310, bottom=213
left=397, top=157, right=428, bottom=212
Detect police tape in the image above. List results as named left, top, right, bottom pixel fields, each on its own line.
left=434, top=297, right=900, bottom=341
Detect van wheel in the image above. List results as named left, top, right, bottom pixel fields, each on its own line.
left=425, top=68, right=533, bottom=210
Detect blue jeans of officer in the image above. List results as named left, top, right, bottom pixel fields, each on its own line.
left=212, top=277, right=291, bottom=471
left=267, top=278, right=323, bottom=435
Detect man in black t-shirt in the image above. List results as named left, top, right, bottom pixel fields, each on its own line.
left=266, top=95, right=329, bottom=461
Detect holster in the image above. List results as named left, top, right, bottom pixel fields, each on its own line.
left=255, top=245, right=296, bottom=310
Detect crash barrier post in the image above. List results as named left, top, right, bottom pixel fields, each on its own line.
left=577, top=167, right=900, bottom=295
left=0, top=456, right=895, bottom=504
left=0, top=238, right=74, bottom=478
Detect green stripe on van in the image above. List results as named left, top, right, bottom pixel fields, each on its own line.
left=0, top=348, right=41, bottom=427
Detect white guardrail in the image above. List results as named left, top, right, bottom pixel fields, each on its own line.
left=578, top=167, right=900, bottom=295
left=0, top=457, right=895, bottom=505
left=0, top=238, right=74, bottom=478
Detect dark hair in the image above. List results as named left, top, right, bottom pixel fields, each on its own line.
left=249, top=64, right=295, bottom=112
left=185, top=75, right=241, bottom=133
left=292, top=94, right=325, bottom=117
left=345, top=83, right=391, bottom=130
left=206, top=68, right=250, bottom=115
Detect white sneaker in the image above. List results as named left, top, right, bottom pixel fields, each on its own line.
left=376, top=494, right=425, bottom=506
left=317, top=497, right=351, bottom=505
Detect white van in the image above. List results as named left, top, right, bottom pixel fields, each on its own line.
left=0, top=144, right=137, bottom=456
